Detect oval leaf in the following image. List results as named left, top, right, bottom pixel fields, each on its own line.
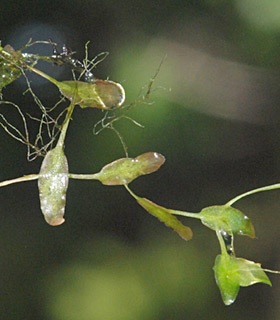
left=58, top=80, right=125, bottom=110
left=38, top=146, right=69, bottom=226
left=200, top=205, right=255, bottom=238
left=96, top=152, right=165, bottom=185
left=213, top=254, right=240, bottom=306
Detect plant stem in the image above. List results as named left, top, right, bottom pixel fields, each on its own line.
left=124, top=184, right=202, bottom=220
left=168, top=209, right=203, bottom=220
left=262, top=269, right=280, bottom=274
left=26, top=65, right=61, bottom=87
left=124, top=184, right=136, bottom=197
left=226, top=183, right=280, bottom=207
left=68, top=173, right=99, bottom=180
left=0, top=174, right=39, bottom=187
left=216, top=229, right=228, bottom=255
left=56, top=102, right=74, bottom=150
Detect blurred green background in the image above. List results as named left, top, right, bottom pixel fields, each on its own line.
left=1, top=0, right=280, bottom=319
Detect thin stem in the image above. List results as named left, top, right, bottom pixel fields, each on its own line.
left=169, top=209, right=203, bottom=220
left=26, top=65, right=60, bottom=87
left=0, top=174, right=39, bottom=187
left=123, top=184, right=203, bottom=220
left=124, top=184, right=135, bottom=196
left=56, top=105, right=73, bottom=149
left=262, top=269, right=280, bottom=274
left=68, top=173, right=99, bottom=180
left=27, top=64, right=78, bottom=151
left=55, top=84, right=78, bottom=149
left=216, top=229, right=228, bottom=256
left=226, top=183, right=280, bottom=207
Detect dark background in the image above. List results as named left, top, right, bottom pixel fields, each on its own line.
left=1, top=0, right=280, bottom=319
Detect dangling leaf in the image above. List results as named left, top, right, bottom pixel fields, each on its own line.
left=125, top=186, right=193, bottom=240
left=200, top=205, right=255, bottom=238
left=138, top=197, right=193, bottom=240
left=38, top=144, right=69, bottom=226
left=213, top=253, right=271, bottom=305
left=94, top=152, right=165, bottom=185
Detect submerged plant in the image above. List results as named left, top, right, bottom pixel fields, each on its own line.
left=0, top=39, right=280, bottom=306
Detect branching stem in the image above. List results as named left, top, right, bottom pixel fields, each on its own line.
left=226, top=183, right=280, bottom=207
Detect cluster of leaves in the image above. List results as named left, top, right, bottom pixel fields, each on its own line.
left=0, top=40, right=279, bottom=306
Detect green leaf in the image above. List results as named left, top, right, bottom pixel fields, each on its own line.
left=57, top=79, right=125, bottom=110
left=95, top=152, right=165, bottom=185
left=27, top=65, right=125, bottom=110
left=200, top=205, right=255, bottom=238
left=137, top=197, right=193, bottom=241
left=213, top=253, right=271, bottom=306
left=125, top=186, right=193, bottom=241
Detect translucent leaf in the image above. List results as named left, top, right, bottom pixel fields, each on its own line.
left=56, top=79, right=125, bottom=110
left=95, top=152, right=165, bottom=185
left=27, top=66, right=126, bottom=110
left=38, top=145, right=69, bottom=226
left=236, top=258, right=272, bottom=287
left=213, top=253, right=271, bottom=305
left=200, top=205, right=255, bottom=238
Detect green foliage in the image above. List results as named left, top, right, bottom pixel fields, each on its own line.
left=213, top=253, right=271, bottom=306
left=0, top=39, right=279, bottom=306
left=60, top=80, right=125, bottom=109
left=125, top=186, right=193, bottom=241
left=93, top=152, right=165, bottom=185
left=199, top=205, right=255, bottom=238
left=28, top=66, right=126, bottom=110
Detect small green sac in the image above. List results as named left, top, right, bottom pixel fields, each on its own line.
left=213, top=253, right=271, bottom=305
left=96, top=152, right=165, bottom=185
left=199, top=205, right=255, bottom=238
left=38, top=145, right=69, bottom=226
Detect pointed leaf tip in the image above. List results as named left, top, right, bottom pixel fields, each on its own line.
left=136, top=197, right=193, bottom=241
left=214, top=253, right=271, bottom=305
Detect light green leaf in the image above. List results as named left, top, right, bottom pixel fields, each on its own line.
left=125, top=186, right=193, bottom=241
left=137, top=197, right=193, bottom=241
left=95, top=152, right=165, bottom=185
left=213, top=253, right=271, bottom=306
left=235, top=257, right=272, bottom=287
left=200, top=205, right=255, bottom=238
left=27, top=65, right=125, bottom=110
left=58, top=80, right=125, bottom=110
